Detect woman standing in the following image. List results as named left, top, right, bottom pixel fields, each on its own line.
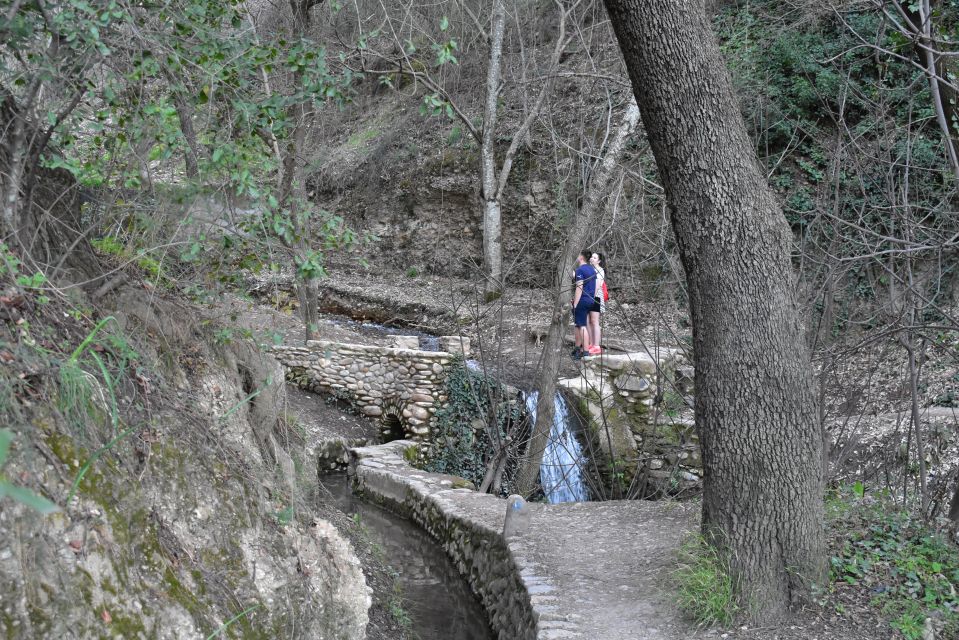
left=587, top=252, right=607, bottom=355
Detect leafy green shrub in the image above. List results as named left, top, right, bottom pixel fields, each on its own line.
left=828, top=489, right=959, bottom=639
left=423, top=359, right=518, bottom=491
left=673, top=535, right=739, bottom=626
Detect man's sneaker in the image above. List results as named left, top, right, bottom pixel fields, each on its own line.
left=587, top=345, right=602, bottom=355
left=571, top=347, right=584, bottom=360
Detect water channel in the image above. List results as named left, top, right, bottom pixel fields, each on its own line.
left=324, top=315, right=441, bottom=351
left=318, top=473, right=493, bottom=640
left=309, top=317, right=585, bottom=633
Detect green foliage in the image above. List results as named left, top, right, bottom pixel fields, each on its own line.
left=673, top=535, right=739, bottom=626
left=57, top=316, right=140, bottom=454
left=387, top=580, right=413, bottom=634
left=347, top=128, right=379, bottom=148
left=92, top=233, right=179, bottom=288
left=852, top=480, right=865, bottom=499
left=828, top=488, right=959, bottom=639
left=0, top=429, right=60, bottom=514
left=297, top=252, right=326, bottom=281
left=0, top=244, right=49, bottom=303
left=715, top=0, right=958, bottom=329
left=424, top=359, right=519, bottom=491
left=420, top=93, right=455, bottom=119
left=55, top=317, right=146, bottom=508
left=715, top=4, right=946, bottom=224
left=273, top=505, right=294, bottom=526
left=4, top=0, right=360, bottom=295
left=58, top=358, right=102, bottom=435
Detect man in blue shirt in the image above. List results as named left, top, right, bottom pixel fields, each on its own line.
left=571, top=250, right=597, bottom=359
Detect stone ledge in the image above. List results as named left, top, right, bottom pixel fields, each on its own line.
left=304, top=339, right=454, bottom=360
left=348, top=441, right=561, bottom=640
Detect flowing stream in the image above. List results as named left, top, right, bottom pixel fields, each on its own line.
left=523, top=391, right=590, bottom=503
left=319, top=474, right=493, bottom=640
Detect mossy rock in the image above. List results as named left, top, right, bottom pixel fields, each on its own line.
left=451, top=477, right=476, bottom=490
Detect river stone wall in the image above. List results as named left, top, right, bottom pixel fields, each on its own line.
left=349, top=441, right=553, bottom=640
left=272, top=340, right=455, bottom=441
left=559, top=350, right=701, bottom=496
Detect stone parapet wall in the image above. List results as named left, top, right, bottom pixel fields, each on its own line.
left=559, top=350, right=701, bottom=496
left=348, top=442, right=559, bottom=640
left=272, top=340, right=453, bottom=441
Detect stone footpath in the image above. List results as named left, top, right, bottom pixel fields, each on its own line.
left=349, top=441, right=717, bottom=640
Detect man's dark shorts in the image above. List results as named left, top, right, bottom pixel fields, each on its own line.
left=573, top=302, right=591, bottom=327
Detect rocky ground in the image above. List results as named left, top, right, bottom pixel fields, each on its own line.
left=0, top=283, right=374, bottom=639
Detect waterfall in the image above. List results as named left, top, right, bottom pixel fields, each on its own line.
left=524, top=391, right=589, bottom=503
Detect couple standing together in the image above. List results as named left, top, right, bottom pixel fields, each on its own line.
left=571, top=250, right=608, bottom=360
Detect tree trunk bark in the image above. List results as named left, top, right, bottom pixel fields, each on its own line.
left=281, top=0, right=324, bottom=343
left=604, top=0, right=825, bottom=622
left=285, top=94, right=319, bottom=342
left=172, top=91, right=200, bottom=179
left=515, top=98, right=640, bottom=497
left=480, top=0, right=506, bottom=296
left=948, top=475, right=959, bottom=521
left=918, top=0, right=959, bottom=181
left=482, top=199, right=502, bottom=295
left=1, top=107, right=28, bottom=241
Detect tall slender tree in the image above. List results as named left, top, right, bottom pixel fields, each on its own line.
left=348, top=0, right=573, bottom=296
left=603, top=0, right=826, bottom=621
left=515, top=97, right=640, bottom=497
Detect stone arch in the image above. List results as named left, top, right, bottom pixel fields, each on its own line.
left=382, top=414, right=405, bottom=442
left=379, top=397, right=411, bottom=443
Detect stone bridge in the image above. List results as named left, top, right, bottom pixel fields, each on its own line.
left=271, top=336, right=470, bottom=442
left=274, top=334, right=703, bottom=497
left=559, top=348, right=699, bottom=496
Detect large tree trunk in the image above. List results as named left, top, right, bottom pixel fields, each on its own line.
left=604, top=0, right=825, bottom=622
left=515, top=98, right=640, bottom=497
left=480, top=0, right=506, bottom=296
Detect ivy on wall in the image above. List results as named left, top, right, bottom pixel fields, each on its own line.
left=424, top=359, right=520, bottom=494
